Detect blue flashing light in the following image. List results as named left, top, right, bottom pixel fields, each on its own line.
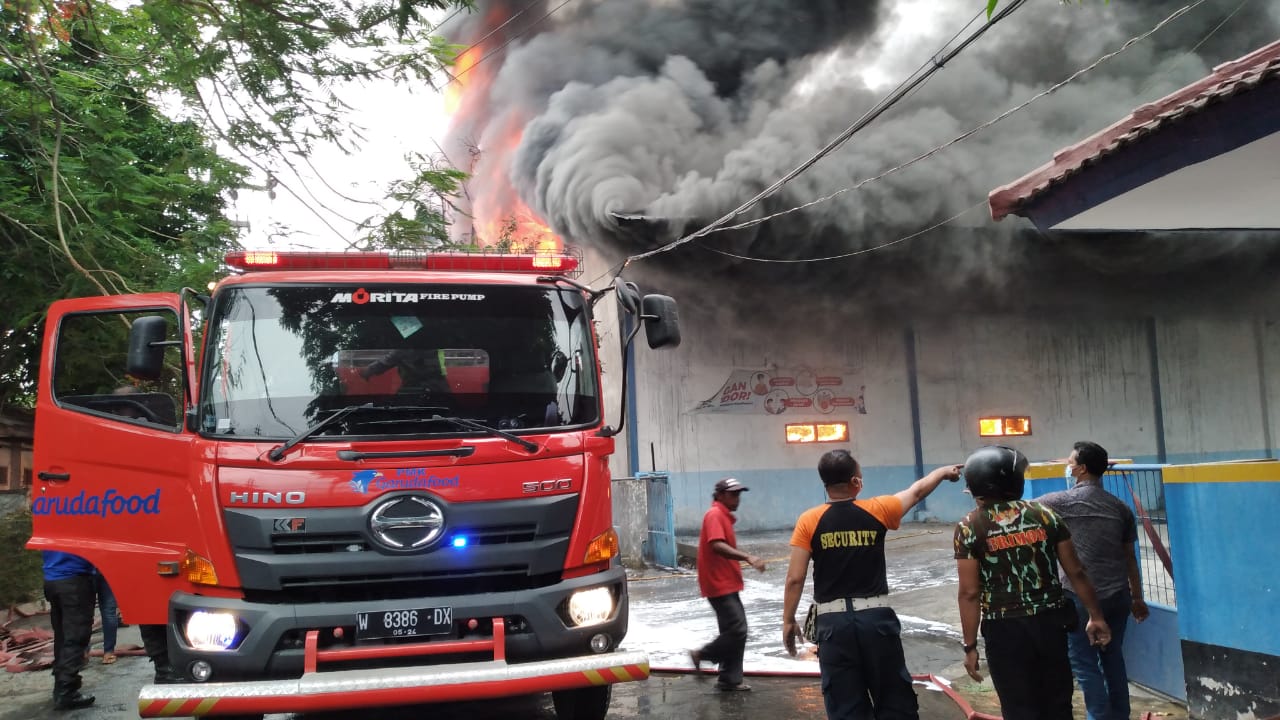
left=452, top=535, right=469, bottom=548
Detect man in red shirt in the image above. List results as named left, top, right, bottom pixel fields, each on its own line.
left=690, top=477, right=767, bottom=691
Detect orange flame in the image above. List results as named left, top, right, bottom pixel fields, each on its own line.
left=476, top=203, right=560, bottom=255
left=443, top=3, right=563, bottom=254
left=444, top=46, right=482, bottom=117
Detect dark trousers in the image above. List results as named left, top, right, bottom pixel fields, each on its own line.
left=982, top=611, right=1074, bottom=720
left=815, top=606, right=917, bottom=720
left=43, top=575, right=95, bottom=697
left=1065, top=590, right=1132, bottom=720
left=139, top=624, right=178, bottom=682
left=698, top=592, right=748, bottom=686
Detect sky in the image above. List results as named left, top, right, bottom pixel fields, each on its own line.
left=227, top=79, right=454, bottom=251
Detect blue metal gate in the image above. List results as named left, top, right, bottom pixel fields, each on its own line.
left=640, top=471, right=676, bottom=568
left=1028, top=463, right=1183, bottom=701
left=1104, top=465, right=1183, bottom=701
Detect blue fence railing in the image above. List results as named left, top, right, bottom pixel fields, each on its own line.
left=1103, top=464, right=1175, bottom=608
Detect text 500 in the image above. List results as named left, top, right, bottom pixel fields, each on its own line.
left=522, top=479, right=571, bottom=494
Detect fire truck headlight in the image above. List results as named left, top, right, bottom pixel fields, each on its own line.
left=185, top=611, right=239, bottom=651
left=567, top=587, right=613, bottom=627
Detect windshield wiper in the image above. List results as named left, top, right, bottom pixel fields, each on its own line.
left=268, top=402, right=374, bottom=462
left=268, top=406, right=537, bottom=460
left=430, top=415, right=540, bottom=453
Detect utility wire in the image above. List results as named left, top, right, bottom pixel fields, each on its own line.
left=1184, top=0, right=1251, bottom=55
left=692, top=0, right=1206, bottom=250
left=432, top=2, right=472, bottom=33
left=697, top=201, right=986, bottom=264
left=619, top=0, right=1031, bottom=271
left=449, top=0, right=577, bottom=83
left=451, top=0, right=548, bottom=60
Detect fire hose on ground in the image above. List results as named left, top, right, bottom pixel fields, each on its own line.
left=648, top=664, right=1166, bottom=720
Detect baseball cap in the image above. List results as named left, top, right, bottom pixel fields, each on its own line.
left=714, top=478, right=750, bottom=493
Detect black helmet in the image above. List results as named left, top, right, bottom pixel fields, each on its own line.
left=963, top=446, right=1028, bottom=501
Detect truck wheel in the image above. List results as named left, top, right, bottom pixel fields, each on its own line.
left=551, top=685, right=612, bottom=720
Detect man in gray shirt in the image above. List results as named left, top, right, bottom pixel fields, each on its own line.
left=1039, top=441, right=1150, bottom=720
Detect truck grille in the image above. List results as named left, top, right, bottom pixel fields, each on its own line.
left=269, top=523, right=538, bottom=554
left=225, top=494, right=578, bottom=601
left=243, top=570, right=562, bottom=604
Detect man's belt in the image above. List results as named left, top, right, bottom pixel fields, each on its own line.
left=814, top=595, right=890, bottom=615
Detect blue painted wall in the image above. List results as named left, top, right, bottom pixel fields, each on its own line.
left=1165, top=475, right=1280, bottom=658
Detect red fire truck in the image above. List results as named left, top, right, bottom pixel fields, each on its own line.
left=27, top=249, right=680, bottom=719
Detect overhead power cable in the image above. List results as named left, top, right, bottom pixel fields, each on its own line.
left=618, top=0, right=1031, bottom=271
left=689, top=0, right=1207, bottom=259
left=696, top=202, right=987, bottom=264
left=448, top=0, right=577, bottom=83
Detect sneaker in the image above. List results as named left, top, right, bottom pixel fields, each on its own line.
left=714, top=682, right=751, bottom=692
left=53, top=691, right=96, bottom=711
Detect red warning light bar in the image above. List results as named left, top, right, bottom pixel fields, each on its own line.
left=225, top=250, right=580, bottom=275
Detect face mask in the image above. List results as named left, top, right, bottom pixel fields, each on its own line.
left=1064, top=463, right=1076, bottom=486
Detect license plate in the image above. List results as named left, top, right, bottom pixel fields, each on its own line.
left=355, top=607, right=453, bottom=640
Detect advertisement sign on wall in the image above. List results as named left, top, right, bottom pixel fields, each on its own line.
left=694, top=368, right=866, bottom=415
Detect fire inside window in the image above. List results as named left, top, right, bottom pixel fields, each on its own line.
left=978, top=416, right=1032, bottom=437
left=785, top=422, right=849, bottom=444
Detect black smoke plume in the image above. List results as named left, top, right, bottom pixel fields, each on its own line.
left=444, top=0, right=1280, bottom=317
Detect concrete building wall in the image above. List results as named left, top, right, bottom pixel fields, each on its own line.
left=627, top=308, right=1278, bottom=533
left=1158, top=318, right=1273, bottom=463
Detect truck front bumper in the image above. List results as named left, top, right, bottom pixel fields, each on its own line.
left=137, top=649, right=649, bottom=717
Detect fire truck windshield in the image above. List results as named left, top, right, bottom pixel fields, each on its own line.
left=198, top=283, right=599, bottom=440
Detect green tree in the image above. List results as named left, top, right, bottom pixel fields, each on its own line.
left=0, top=0, right=470, bottom=410
left=0, top=509, right=43, bottom=609
left=358, top=151, right=468, bottom=250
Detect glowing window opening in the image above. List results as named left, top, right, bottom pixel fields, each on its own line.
left=978, top=416, right=1032, bottom=437
left=786, top=422, right=849, bottom=444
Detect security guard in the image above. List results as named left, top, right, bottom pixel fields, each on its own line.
left=783, top=450, right=961, bottom=720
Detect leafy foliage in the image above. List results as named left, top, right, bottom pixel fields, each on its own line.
left=358, top=151, right=467, bottom=250
left=0, top=0, right=471, bottom=410
left=0, top=508, right=43, bottom=608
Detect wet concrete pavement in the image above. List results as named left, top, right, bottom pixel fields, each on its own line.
left=0, top=524, right=1186, bottom=719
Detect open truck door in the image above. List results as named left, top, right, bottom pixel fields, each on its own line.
left=29, top=293, right=222, bottom=624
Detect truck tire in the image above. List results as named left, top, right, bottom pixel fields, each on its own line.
left=551, top=685, right=612, bottom=720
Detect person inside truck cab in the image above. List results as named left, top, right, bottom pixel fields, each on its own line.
left=107, top=384, right=176, bottom=426
left=108, top=385, right=146, bottom=420
left=359, top=348, right=451, bottom=399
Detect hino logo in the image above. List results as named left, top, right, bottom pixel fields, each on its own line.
left=368, top=496, right=444, bottom=550
left=229, top=491, right=306, bottom=505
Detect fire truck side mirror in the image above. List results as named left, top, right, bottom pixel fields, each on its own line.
left=640, top=294, right=681, bottom=349
left=126, top=315, right=169, bottom=381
